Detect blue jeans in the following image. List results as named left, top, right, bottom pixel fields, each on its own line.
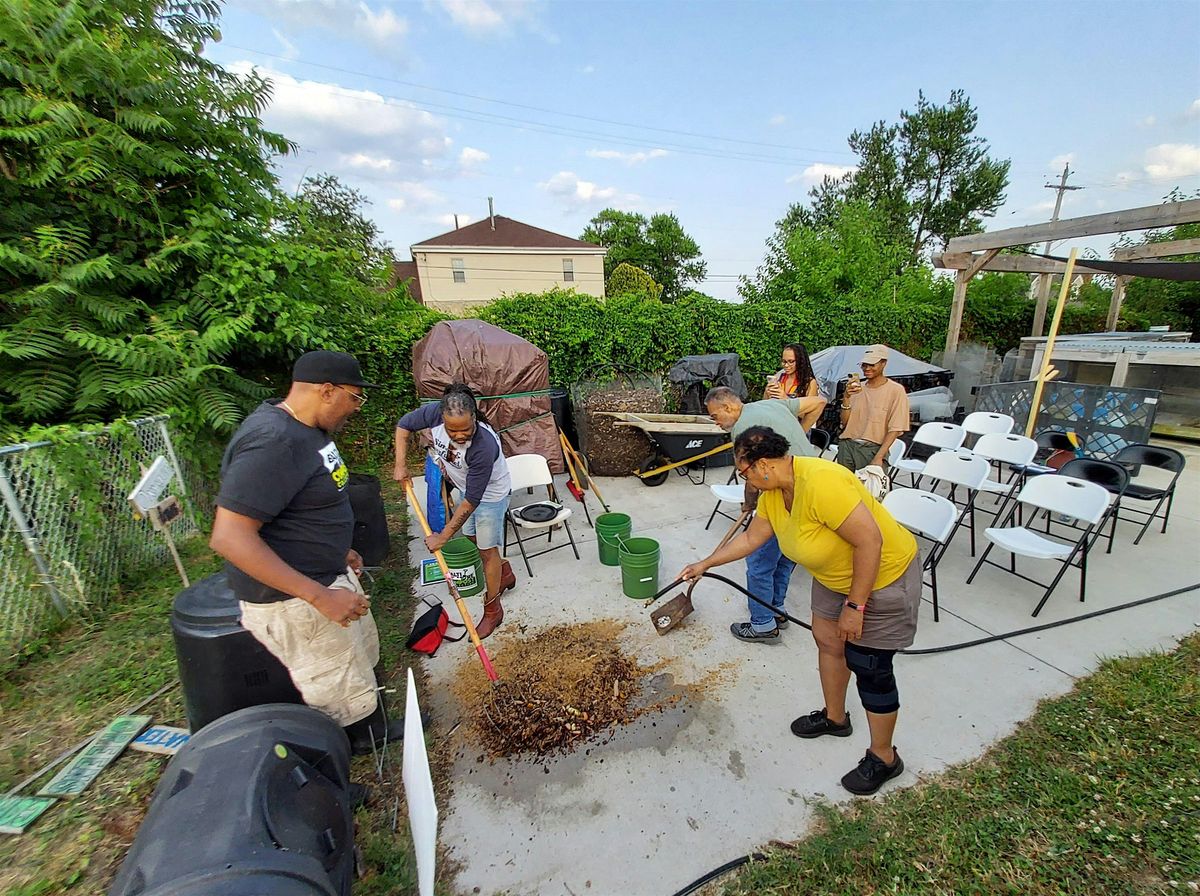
left=746, top=535, right=797, bottom=632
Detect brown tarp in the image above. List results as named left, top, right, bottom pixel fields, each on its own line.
left=411, top=320, right=564, bottom=473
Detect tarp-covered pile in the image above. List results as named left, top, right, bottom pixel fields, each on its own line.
left=412, top=320, right=562, bottom=472
left=667, top=353, right=748, bottom=414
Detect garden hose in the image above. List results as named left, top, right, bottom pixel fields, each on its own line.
left=664, top=574, right=1199, bottom=896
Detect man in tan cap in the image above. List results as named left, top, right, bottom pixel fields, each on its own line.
left=836, top=344, right=910, bottom=473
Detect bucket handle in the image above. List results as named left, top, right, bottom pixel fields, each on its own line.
left=598, top=527, right=631, bottom=547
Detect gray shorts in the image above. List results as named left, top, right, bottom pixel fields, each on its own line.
left=810, top=555, right=922, bottom=650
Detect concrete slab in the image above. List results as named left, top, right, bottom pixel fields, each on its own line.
left=405, top=441, right=1200, bottom=896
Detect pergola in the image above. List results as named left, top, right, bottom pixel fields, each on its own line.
left=934, top=198, right=1200, bottom=366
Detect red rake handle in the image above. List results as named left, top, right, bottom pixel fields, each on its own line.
left=404, top=482, right=498, bottom=681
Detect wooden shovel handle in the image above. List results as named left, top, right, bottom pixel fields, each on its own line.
left=561, top=435, right=609, bottom=511
left=404, top=481, right=498, bottom=681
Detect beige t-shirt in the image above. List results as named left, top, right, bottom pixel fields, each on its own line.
left=841, top=379, right=910, bottom=445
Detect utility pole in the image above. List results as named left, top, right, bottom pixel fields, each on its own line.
left=1031, top=164, right=1084, bottom=336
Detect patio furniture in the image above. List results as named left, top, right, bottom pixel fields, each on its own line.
left=705, top=480, right=745, bottom=531
left=918, top=449, right=991, bottom=556
left=891, top=422, right=967, bottom=487
left=1054, top=458, right=1130, bottom=554
left=503, top=454, right=579, bottom=575
left=971, top=433, right=1039, bottom=521
left=967, top=475, right=1110, bottom=617
left=1112, top=444, right=1186, bottom=545
left=962, top=411, right=1015, bottom=441
left=882, top=488, right=957, bottom=622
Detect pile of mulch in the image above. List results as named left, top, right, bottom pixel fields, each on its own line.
left=577, top=386, right=664, bottom=476
left=452, top=621, right=650, bottom=759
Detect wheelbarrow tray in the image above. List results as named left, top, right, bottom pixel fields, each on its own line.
left=600, top=412, right=732, bottom=484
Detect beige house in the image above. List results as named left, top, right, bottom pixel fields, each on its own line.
left=396, top=215, right=606, bottom=313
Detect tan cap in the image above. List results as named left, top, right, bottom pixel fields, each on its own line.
left=862, top=344, right=889, bottom=365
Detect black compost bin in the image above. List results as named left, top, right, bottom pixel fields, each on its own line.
left=348, top=472, right=390, bottom=566
left=549, top=386, right=577, bottom=445
left=108, top=703, right=353, bottom=896
left=172, top=571, right=303, bottom=732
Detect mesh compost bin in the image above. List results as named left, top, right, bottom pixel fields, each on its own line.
left=570, top=369, right=665, bottom=476
left=974, top=380, right=1161, bottom=459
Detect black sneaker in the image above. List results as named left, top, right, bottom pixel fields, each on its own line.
left=790, top=708, right=853, bottom=739
left=730, top=622, right=780, bottom=643
left=841, top=749, right=904, bottom=795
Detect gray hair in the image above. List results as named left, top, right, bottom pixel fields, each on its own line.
left=704, top=386, right=742, bottom=408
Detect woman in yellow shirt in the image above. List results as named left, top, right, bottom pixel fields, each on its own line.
left=678, top=425, right=921, bottom=796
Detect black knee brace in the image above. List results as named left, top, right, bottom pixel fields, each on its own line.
left=844, top=644, right=899, bottom=714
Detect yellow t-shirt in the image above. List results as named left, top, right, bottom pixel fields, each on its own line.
left=758, top=457, right=917, bottom=594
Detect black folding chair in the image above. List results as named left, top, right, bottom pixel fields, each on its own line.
left=1112, top=444, right=1186, bottom=545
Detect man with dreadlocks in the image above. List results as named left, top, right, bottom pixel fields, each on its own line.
left=394, top=384, right=514, bottom=638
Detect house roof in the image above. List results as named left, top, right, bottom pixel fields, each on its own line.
left=390, top=260, right=424, bottom=304
left=411, top=215, right=604, bottom=251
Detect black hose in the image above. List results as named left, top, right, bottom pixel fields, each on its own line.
left=663, top=577, right=1200, bottom=896
left=671, top=572, right=1200, bottom=655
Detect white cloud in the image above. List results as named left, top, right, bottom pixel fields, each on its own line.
left=435, top=213, right=475, bottom=228
left=386, top=181, right=447, bottom=214
left=586, top=148, right=669, bottom=166
left=768, top=114, right=786, bottom=127
left=459, top=146, right=490, bottom=166
left=538, top=170, right=641, bottom=212
left=1186, top=99, right=1200, bottom=119
left=343, top=152, right=396, bottom=171
left=1048, top=153, right=1075, bottom=171
left=233, top=0, right=408, bottom=52
left=1143, top=143, right=1200, bottom=180
left=1140, top=115, right=1156, bottom=128
left=1113, top=171, right=1136, bottom=189
left=229, top=63, right=452, bottom=168
left=271, top=28, right=299, bottom=60
left=785, top=162, right=856, bottom=185
left=433, top=0, right=551, bottom=38
left=580, top=64, right=596, bottom=75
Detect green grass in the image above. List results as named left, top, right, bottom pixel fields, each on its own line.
left=0, top=481, right=452, bottom=895
left=722, top=635, right=1200, bottom=896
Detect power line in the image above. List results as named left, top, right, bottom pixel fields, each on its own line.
left=222, top=44, right=858, bottom=159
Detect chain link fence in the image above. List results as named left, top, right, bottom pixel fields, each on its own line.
left=0, top=416, right=208, bottom=661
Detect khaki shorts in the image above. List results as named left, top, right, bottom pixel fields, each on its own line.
left=240, top=569, right=381, bottom=726
left=835, top=439, right=882, bottom=472
left=810, top=555, right=922, bottom=650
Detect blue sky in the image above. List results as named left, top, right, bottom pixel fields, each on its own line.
left=209, top=0, right=1200, bottom=299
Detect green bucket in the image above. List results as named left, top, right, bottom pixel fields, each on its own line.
left=595, top=512, right=632, bottom=567
left=441, top=537, right=485, bottom=598
left=618, top=536, right=660, bottom=600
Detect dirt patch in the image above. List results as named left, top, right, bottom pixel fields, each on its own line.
left=450, top=620, right=673, bottom=758
left=576, top=388, right=664, bottom=476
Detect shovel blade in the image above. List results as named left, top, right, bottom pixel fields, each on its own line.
left=651, top=592, right=694, bottom=635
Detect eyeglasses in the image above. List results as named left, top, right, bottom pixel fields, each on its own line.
left=333, top=384, right=368, bottom=406
left=780, top=358, right=796, bottom=365
left=735, top=463, right=753, bottom=481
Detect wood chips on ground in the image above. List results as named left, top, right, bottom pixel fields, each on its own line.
left=451, top=620, right=658, bottom=759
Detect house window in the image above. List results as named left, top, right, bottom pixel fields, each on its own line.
left=451, top=258, right=465, bottom=283
left=562, top=258, right=574, bottom=282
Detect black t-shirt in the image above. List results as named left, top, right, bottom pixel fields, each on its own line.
left=216, top=400, right=354, bottom=603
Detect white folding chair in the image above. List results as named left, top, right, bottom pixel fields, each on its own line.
left=891, top=422, right=966, bottom=487
left=966, top=475, right=1110, bottom=617
left=884, top=438, right=907, bottom=488
left=971, top=432, right=1038, bottom=521
left=883, top=488, right=956, bottom=622
left=963, top=411, right=1015, bottom=441
left=503, top=454, right=580, bottom=576
left=705, top=481, right=745, bottom=530
left=919, top=450, right=990, bottom=556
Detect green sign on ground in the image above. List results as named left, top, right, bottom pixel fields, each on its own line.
left=0, top=796, right=55, bottom=835
left=37, top=715, right=151, bottom=798
left=420, top=558, right=446, bottom=586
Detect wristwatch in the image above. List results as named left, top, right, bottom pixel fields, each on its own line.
left=844, top=600, right=865, bottom=612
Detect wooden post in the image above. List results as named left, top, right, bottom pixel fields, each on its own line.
left=1026, top=249, right=1078, bottom=437
left=943, top=249, right=998, bottom=367
left=1106, top=275, right=1128, bottom=331
left=1111, top=351, right=1131, bottom=388
left=1032, top=274, right=1053, bottom=337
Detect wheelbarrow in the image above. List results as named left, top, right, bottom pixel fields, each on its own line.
left=600, top=412, right=732, bottom=486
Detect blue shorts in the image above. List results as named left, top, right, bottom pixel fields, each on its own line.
left=454, top=491, right=511, bottom=550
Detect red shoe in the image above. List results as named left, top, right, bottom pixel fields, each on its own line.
left=500, top=559, right=516, bottom=594
left=475, top=596, right=504, bottom=640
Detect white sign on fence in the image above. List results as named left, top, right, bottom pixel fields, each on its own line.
left=403, top=668, right=437, bottom=896
left=127, top=456, right=175, bottom=515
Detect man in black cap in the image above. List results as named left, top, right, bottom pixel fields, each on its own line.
left=210, top=350, right=400, bottom=752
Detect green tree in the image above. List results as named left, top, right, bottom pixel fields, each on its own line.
left=807, top=90, right=1010, bottom=268
left=1116, top=195, right=1200, bottom=341
left=581, top=209, right=706, bottom=301
left=0, top=0, right=386, bottom=436
left=281, top=173, right=395, bottom=283
left=606, top=262, right=663, bottom=300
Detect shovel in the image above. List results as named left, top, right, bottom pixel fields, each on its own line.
left=648, top=509, right=751, bottom=636
left=557, top=433, right=592, bottom=526
left=561, top=434, right=610, bottom=513
left=404, top=481, right=498, bottom=681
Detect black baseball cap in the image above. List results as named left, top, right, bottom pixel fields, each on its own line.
left=292, top=351, right=378, bottom=388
